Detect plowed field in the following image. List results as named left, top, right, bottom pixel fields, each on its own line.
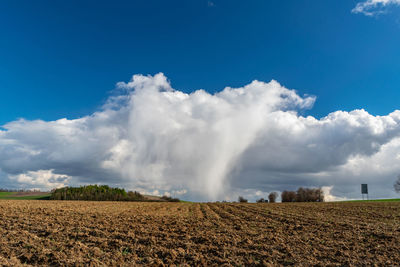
left=0, top=201, right=399, bottom=266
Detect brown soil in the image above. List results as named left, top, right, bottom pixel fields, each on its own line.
left=0, top=201, right=399, bottom=266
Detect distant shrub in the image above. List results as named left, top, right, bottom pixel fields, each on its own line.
left=281, top=191, right=297, bottom=202
left=161, top=195, right=180, bottom=202
left=256, top=198, right=265, bottom=203
left=238, top=196, right=248, bottom=203
left=268, top=192, right=278, bottom=203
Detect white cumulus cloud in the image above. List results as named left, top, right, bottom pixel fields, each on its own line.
left=352, top=0, right=400, bottom=16
left=0, top=73, right=400, bottom=201
left=8, top=170, right=70, bottom=190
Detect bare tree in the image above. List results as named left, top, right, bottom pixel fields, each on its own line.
left=268, top=192, right=278, bottom=203
left=281, top=190, right=296, bottom=202
left=394, top=175, right=400, bottom=193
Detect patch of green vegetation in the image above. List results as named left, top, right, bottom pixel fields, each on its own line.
left=9, top=194, right=51, bottom=200
left=0, top=192, right=13, bottom=198
left=121, top=247, right=131, bottom=256
left=179, top=200, right=193, bottom=203
left=344, top=198, right=400, bottom=202
left=0, top=192, right=51, bottom=200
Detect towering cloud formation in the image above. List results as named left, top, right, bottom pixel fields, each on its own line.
left=0, top=73, right=400, bottom=200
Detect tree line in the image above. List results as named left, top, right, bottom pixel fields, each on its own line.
left=0, top=188, right=43, bottom=192
left=50, top=185, right=145, bottom=201
left=50, top=185, right=182, bottom=202
left=239, top=187, right=324, bottom=203
left=281, top=187, right=324, bottom=202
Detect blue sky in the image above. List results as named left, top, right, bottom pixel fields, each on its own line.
left=1, top=0, right=400, bottom=201
left=1, top=0, right=400, bottom=125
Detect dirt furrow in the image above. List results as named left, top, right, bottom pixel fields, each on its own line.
left=0, top=200, right=399, bottom=266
